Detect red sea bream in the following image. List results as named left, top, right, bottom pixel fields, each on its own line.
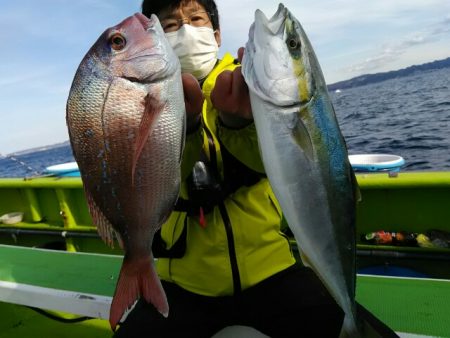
left=66, top=13, right=185, bottom=330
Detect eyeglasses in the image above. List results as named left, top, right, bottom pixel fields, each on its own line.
left=161, top=11, right=213, bottom=33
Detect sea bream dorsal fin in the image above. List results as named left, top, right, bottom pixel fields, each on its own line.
left=131, top=93, right=166, bottom=186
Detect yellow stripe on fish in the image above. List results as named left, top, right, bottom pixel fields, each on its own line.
left=285, top=17, right=310, bottom=103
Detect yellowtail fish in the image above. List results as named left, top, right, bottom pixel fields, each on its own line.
left=242, top=4, right=361, bottom=336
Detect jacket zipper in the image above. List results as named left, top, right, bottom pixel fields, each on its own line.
left=204, top=124, right=241, bottom=295
left=218, top=201, right=241, bottom=294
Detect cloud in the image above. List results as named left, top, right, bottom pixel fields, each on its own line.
left=344, top=13, right=450, bottom=75
left=0, top=63, right=71, bottom=97
left=2, top=0, right=450, bottom=153
left=347, top=49, right=398, bottom=73
left=219, top=0, right=450, bottom=79
left=431, top=15, right=450, bottom=35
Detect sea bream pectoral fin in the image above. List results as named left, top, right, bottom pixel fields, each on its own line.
left=131, top=93, right=166, bottom=185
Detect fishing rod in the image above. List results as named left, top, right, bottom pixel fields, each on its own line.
left=0, top=150, right=61, bottom=178
left=0, top=151, right=42, bottom=176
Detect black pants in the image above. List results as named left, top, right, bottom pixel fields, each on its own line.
left=113, top=265, right=344, bottom=338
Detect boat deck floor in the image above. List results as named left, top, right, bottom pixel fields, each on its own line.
left=0, top=244, right=449, bottom=337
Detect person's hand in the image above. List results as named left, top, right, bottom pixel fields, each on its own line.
left=181, top=73, right=203, bottom=132
left=211, top=47, right=253, bottom=129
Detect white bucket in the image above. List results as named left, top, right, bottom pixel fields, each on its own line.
left=348, top=154, right=405, bottom=172
left=45, top=162, right=80, bottom=177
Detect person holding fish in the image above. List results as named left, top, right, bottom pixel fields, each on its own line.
left=113, top=0, right=344, bottom=337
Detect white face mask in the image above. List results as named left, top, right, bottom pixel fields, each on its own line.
left=165, top=25, right=219, bottom=80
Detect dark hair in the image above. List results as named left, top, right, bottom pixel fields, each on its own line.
left=142, top=0, right=220, bottom=30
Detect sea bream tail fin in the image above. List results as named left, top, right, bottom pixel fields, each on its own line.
left=109, top=254, right=169, bottom=331
left=131, top=93, right=166, bottom=186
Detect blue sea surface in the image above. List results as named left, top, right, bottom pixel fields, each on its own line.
left=1, top=67, right=449, bottom=177
left=0, top=145, right=75, bottom=178
left=332, top=67, right=450, bottom=171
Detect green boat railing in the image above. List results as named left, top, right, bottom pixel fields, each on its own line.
left=1, top=172, right=450, bottom=276
left=0, top=177, right=113, bottom=253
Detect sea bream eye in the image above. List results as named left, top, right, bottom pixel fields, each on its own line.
left=110, top=33, right=126, bottom=51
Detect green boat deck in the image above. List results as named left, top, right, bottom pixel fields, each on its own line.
left=1, top=172, right=450, bottom=336
left=1, top=244, right=449, bottom=337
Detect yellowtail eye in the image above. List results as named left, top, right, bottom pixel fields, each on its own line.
left=288, top=38, right=300, bottom=50
left=110, top=33, right=126, bottom=51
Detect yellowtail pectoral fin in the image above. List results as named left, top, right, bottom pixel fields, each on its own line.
left=292, top=116, right=314, bottom=162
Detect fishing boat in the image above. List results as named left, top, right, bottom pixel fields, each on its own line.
left=1, top=170, right=449, bottom=337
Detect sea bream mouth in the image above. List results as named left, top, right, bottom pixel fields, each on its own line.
left=134, top=12, right=151, bottom=30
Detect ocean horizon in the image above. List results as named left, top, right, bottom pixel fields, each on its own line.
left=1, top=66, right=449, bottom=177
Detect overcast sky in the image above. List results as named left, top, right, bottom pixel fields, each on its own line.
left=1, top=0, right=450, bottom=155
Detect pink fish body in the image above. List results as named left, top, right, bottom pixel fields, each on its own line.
left=66, top=13, right=185, bottom=329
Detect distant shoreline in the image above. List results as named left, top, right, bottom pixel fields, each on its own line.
left=9, top=141, right=71, bottom=157
left=328, top=56, right=450, bottom=91
left=7, top=57, right=450, bottom=156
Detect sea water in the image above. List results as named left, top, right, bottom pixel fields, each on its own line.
left=334, top=67, right=450, bottom=171
left=1, top=67, right=449, bottom=177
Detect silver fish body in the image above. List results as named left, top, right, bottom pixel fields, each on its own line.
left=242, top=4, right=359, bottom=336
left=66, top=13, right=185, bottom=329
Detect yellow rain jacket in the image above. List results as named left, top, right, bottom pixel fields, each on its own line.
left=156, top=53, right=296, bottom=296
